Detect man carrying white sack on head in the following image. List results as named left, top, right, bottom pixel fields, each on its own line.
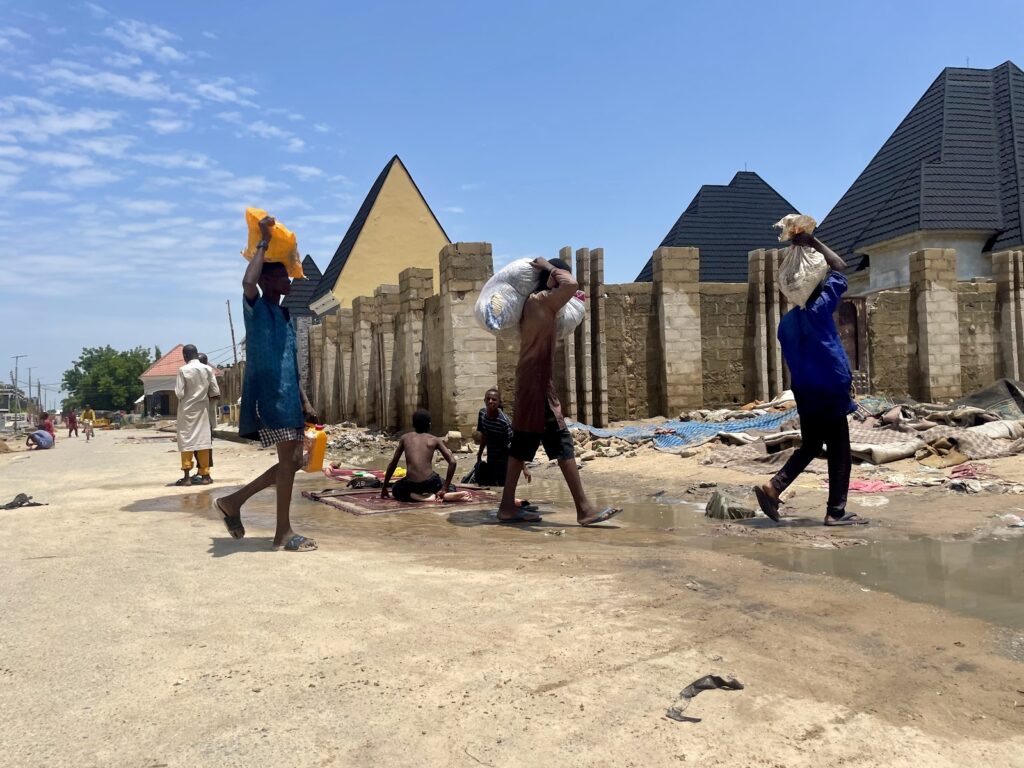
left=754, top=227, right=868, bottom=527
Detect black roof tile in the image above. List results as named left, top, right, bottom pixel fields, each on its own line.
left=280, top=255, right=322, bottom=317
left=819, top=61, right=1024, bottom=263
left=635, top=171, right=798, bottom=283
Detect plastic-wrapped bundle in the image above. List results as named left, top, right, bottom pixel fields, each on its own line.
left=773, top=214, right=828, bottom=308
left=475, top=258, right=586, bottom=338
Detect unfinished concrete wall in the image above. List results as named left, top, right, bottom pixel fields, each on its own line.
left=589, top=249, right=609, bottom=427
left=867, top=289, right=917, bottom=396
left=308, top=323, right=324, bottom=409
left=294, top=316, right=313, bottom=393
left=439, top=243, right=496, bottom=436
left=496, top=334, right=518, bottom=413
left=420, top=295, right=444, bottom=432
left=391, top=268, right=434, bottom=432
left=700, top=283, right=749, bottom=406
left=348, top=295, right=376, bottom=425
left=604, top=283, right=659, bottom=421
left=318, top=314, right=340, bottom=423
left=367, top=285, right=400, bottom=430
left=958, top=282, right=999, bottom=395
left=335, top=309, right=353, bottom=422
left=910, top=248, right=962, bottom=401
left=651, top=246, right=703, bottom=414
left=993, top=249, right=1024, bottom=380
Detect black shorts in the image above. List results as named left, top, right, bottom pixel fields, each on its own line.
left=477, top=459, right=508, bottom=486
left=392, top=473, right=444, bottom=502
left=510, top=409, right=575, bottom=463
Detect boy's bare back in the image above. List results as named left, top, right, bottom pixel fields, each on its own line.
left=400, top=432, right=445, bottom=482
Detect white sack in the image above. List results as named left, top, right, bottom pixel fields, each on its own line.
left=774, top=213, right=828, bottom=308
left=475, top=258, right=586, bottom=339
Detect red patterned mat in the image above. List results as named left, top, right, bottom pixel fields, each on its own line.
left=301, top=487, right=501, bottom=516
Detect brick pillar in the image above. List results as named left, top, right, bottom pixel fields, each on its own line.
left=394, top=267, right=434, bottom=431
left=324, top=314, right=343, bottom=423
left=909, top=248, right=962, bottom=401
left=555, top=246, right=577, bottom=420
left=993, top=249, right=1024, bottom=380
left=336, top=309, right=353, bottom=422
left=349, top=295, right=377, bottom=425
left=367, top=285, right=400, bottom=430
left=439, top=242, right=496, bottom=436
left=308, top=323, right=324, bottom=409
left=652, top=246, right=704, bottom=414
left=589, top=248, right=609, bottom=427
left=746, top=250, right=770, bottom=401
left=574, top=247, right=593, bottom=423
left=766, top=248, right=790, bottom=394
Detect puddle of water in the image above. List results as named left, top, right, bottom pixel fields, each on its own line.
left=132, top=459, right=1024, bottom=629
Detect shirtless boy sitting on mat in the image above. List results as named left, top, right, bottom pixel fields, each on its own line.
left=381, top=410, right=471, bottom=503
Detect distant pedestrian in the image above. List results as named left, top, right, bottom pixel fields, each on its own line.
left=198, top=353, right=219, bottom=472
left=65, top=408, right=78, bottom=438
left=174, top=344, right=219, bottom=486
left=472, top=388, right=530, bottom=487
left=215, top=215, right=319, bottom=552
left=81, top=404, right=96, bottom=442
left=754, top=233, right=866, bottom=527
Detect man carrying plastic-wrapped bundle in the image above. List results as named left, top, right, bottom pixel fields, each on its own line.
left=497, top=257, right=622, bottom=526
left=753, top=232, right=868, bottom=527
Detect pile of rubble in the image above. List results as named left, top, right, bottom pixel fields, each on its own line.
left=573, top=432, right=643, bottom=461
left=325, top=423, right=395, bottom=455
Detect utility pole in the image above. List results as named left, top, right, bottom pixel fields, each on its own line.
left=27, top=367, right=35, bottom=419
left=11, top=354, right=25, bottom=431
left=37, top=382, right=42, bottom=413
left=226, top=300, right=239, bottom=366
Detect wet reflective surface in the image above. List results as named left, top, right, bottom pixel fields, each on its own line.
left=132, top=462, right=1024, bottom=629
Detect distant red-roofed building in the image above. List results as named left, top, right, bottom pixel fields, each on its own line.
left=138, top=344, right=223, bottom=416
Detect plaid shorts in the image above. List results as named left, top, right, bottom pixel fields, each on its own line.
left=258, top=426, right=304, bottom=448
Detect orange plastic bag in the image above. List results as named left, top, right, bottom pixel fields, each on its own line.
left=242, top=207, right=305, bottom=279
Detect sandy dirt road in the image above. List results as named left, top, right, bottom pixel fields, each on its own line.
left=1, top=430, right=1022, bottom=767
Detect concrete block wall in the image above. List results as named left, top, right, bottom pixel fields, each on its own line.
left=348, top=295, right=377, bottom=425
left=439, top=243, right=497, bottom=437
left=589, top=249, right=609, bottom=427
left=867, top=289, right=918, bottom=396
left=910, top=248, right=962, bottom=401
left=573, top=248, right=593, bottom=423
left=367, top=285, right=400, bottom=430
left=335, top=309, right=353, bottom=422
left=318, top=313, right=340, bottom=423
left=957, top=281, right=999, bottom=394
left=652, top=246, right=703, bottom=414
left=604, top=283, right=659, bottom=421
left=392, top=267, right=434, bottom=432
left=699, top=283, right=749, bottom=405
left=993, top=249, right=1024, bottom=380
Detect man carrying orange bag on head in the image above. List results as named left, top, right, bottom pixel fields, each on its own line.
left=216, top=215, right=320, bottom=552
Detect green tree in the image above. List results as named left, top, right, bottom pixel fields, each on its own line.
left=62, top=346, right=154, bottom=411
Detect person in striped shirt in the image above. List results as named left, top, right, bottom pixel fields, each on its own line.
left=473, top=388, right=530, bottom=487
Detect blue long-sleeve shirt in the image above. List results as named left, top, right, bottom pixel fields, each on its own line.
left=778, top=272, right=856, bottom=420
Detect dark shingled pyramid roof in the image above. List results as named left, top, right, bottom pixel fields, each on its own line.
left=280, top=255, right=322, bottom=317
left=310, top=155, right=449, bottom=304
left=818, top=60, right=1024, bottom=271
left=635, top=171, right=798, bottom=283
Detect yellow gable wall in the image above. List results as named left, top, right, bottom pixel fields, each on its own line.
left=330, top=160, right=449, bottom=307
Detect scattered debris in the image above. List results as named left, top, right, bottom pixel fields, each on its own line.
left=704, top=490, right=755, bottom=520
left=2, top=493, right=45, bottom=510
left=665, top=675, right=744, bottom=722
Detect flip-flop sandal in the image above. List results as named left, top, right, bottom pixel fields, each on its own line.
left=275, top=534, right=317, bottom=552
left=824, top=513, right=870, bottom=526
left=174, top=477, right=191, bottom=486
left=579, top=507, right=622, bottom=527
left=753, top=486, right=780, bottom=522
left=497, top=508, right=543, bottom=524
left=215, top=498, right=245, bottom=539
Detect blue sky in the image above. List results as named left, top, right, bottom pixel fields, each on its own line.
left=1, top=0, right=1022, bottom=405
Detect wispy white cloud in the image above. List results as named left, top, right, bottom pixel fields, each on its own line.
left=202, top=31, right=218, bottom=40
left=31, top=150, right=92, bottom=168
left=194, top=77, right=257, bottom=106
left=294, top=213, right=352, bottom=226
left=0, top=158, right=24, bottom=173
left=146, top=107, right=188, bottom=134
left=102, top=51, right=141, bottom=69
left=64, top=167, right=121, bottom=187
left=85, top=2, right=109, bottom=19
left=103, top=20, right=186, bottom=64
left=0, top=97, right=119, bottom=141
left=118, top=199, right=177, bottom=215
left=313, top=123, right=329, bottom=133
left=0, top=173, right=19, bottom=192
left=0, top=145, right=27, bottom=158
left=14, top=190, right=72, bottom=203
left=217, top=111, right=306, bottom=153
left=460, top=182, right=482, bottom=191
left=71, top=134, right=136, bottom=157
left=0, top=27, right=32, bottom=52
left=281, top=163, right=323, bottom=180
left=133, top=151, right=210, bottom=170
left=443, top=206, right=465, bottom=214
left=36, top=61, right=196, bottom=105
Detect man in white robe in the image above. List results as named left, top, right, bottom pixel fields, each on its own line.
left=174, top=344, right=220, bottom=485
